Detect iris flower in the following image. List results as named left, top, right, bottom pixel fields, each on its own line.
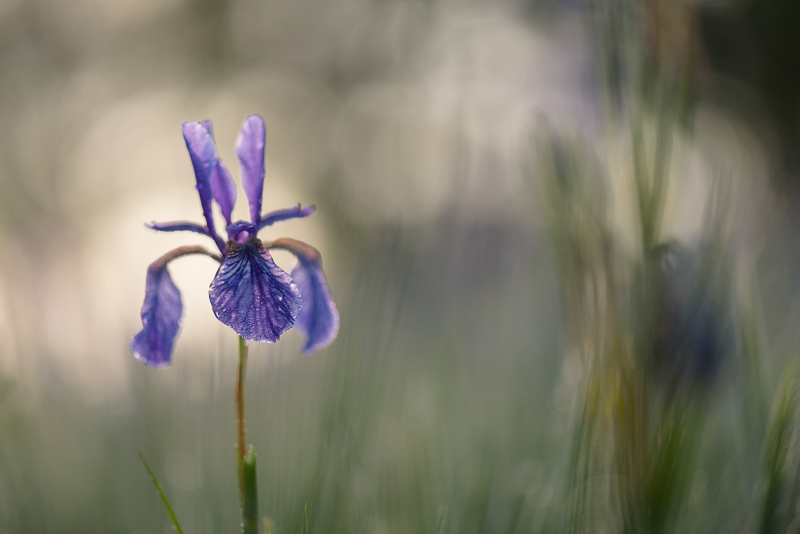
left=646, top=242, right=733, bottom=387
left=131, top=115, right=339, bottom=368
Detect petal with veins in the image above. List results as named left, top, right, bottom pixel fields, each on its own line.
left=209, top=239, right=301, bottom=343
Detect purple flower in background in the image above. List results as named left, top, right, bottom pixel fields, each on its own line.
left=131, top=115, right=339, bottom=368
left=642, top=242, right=734, bottom=389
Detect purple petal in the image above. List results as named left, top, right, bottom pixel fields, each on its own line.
left=209, top=239, right=301, bottom=343
left=292, top=258, right=339, bottom=353
left=182, top=121, right=220, bottom=238
left=268, top=238, right=338, bottom=352
left=147, top=220, right=227, bottom=256
left=131, top=265, right=182, bottom=368
left=147, top=221, right=211, bottom=235
left=200, top=119, right=238, bottom=223
left=256, top=204, right=317, bottom=232
left=235, top=115, right=266, bottom=225
left=209, top=159, right=237, bottom=225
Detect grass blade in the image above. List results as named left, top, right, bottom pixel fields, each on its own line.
left=138, top=452, right=184, bottom=534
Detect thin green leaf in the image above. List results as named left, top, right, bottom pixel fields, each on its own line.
left=138, top=452, right=184, bottom=534
left=302, top=502, right=308, bottom=534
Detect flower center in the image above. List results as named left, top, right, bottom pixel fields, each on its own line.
left=227, top=220, right=257, bottom=243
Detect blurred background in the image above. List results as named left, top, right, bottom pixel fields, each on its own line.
left=1, top=0, right=800, bottom=532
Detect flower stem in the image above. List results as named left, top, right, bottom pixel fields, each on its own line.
left=236, top=336, right=259, bottom=534
left=236, top=335, right=249, bottom=511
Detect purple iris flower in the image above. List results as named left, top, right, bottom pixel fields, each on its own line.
left=131, top=115, right=339, bottom=368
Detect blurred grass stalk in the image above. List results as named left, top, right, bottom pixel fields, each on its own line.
left=546, top=102, right=715, bottom=532
left=542, top=2, right=776, bottom=532
left=760, top=370, right=797, bottom=534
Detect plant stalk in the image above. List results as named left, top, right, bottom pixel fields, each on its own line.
left=236, top=335, right=249, bottom=510
left=236, top=335, right=259, bottom=534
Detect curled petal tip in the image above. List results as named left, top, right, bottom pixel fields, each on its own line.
left=201, top=119, right=214, bottom=138
left=295, top=204, right=317, bottom=219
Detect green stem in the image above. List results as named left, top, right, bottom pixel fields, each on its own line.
left=236, top=335, right=249, bottom=524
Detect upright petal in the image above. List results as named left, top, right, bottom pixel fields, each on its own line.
left=199, top=120, right=238, bottom=224
left=209, top=159, right=237, bottom=225
left=182, top=121, right=220, bottom=238
left=268, top=238, right=339, bottom=353
left=131, top=265, right=182, bottom=368
left=209, top=239, right=301, bottom=343
left=235, top=115, right=266, bottom=224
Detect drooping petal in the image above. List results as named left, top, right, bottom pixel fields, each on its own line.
left=267, top=238, right=339, bottom=353
left=292, top=259, right=339, bottom=353
left=209, top=239, right=301, bottom=343
left=182, top=121, right=220, bottom=238
left=256, top=204, right=316, bottom=232
left=235, top=115, right=266, bottom=225
left=130, top=246, right=222, bottom=368
left=131, top=265, right=182, bottom=368
left=209, top=159, right=237, bottom=225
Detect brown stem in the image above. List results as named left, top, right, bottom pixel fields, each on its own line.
left=149, top=245, right=222, bottom=271
left=236, top=335, right=249, bottom=506
left=264, top=237, right=322, bottom=264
